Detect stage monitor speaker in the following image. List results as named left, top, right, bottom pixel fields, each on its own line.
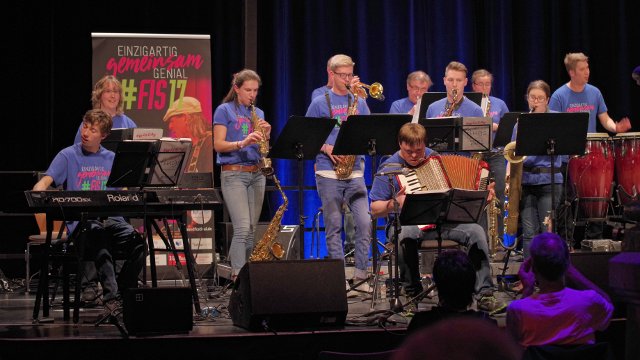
left=123, top=287, right=193, bottom=336
left=222, top=223, right=300, bottom=260
left=569, top=250, right=620, bottom=302
left=229, top=259, right=347, bottom=331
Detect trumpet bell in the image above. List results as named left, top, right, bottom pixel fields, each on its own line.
left=368, top=82, right=385, bottom=101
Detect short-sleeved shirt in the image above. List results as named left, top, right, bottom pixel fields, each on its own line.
left=213, top=101, right=265, bottom=166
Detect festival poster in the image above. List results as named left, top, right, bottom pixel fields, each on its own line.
left=92, top=33, right=215, bottom=267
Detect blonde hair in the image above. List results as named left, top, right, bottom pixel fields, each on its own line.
left=445, top=61, right=468, bottom=76
left=472, top=69, right=493, bottom=84
left=329, top=54, right=355, bottom=72
left=398, top=123, right=427, bottom=146
left=564, top=52, right=589, bottom=72
left=407, top=71, right=433, bottom=88
left=91, top=75, right=124, bottom=115
left=222, top=69, right=262, bottom=104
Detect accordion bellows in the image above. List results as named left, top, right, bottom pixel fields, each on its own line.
left=400, top=155, right=489, bottom=193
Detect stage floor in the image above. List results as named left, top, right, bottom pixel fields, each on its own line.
left=0, top=259, right=522, bottom=360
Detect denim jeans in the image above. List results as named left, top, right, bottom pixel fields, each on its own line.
left=221, top=170, right=266, bottom=276
left=316, top=175, right=371, bottom=279
left=389, top=222, right=493, bottom=295
left=78, top=217, right=146, bottom=302
left=521, top=184, right=562, bottom=257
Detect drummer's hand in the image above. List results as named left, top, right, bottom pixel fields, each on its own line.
left=616, top=117, right=632, bottom=133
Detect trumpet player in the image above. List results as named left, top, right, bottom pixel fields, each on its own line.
left=305, top=54, right=372, bottom=296
left=389, top=71, right=432, bottom=115
left=426, top=61, right=483, bottom=118
left=508, top=80, right=563, bottom=257
left=213, top=69, right=271, bottom=281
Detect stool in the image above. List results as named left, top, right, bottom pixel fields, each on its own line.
left=25, top=214, right=67, bottom=293
left=418, top=239, right=460, bottom=276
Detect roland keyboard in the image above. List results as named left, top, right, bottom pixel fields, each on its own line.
left=24, top=189, right=221, bottom=218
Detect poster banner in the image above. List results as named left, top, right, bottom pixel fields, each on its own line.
left=91, top=33, right=213, bottom=173
left=92, top=33, right=215, bottom=268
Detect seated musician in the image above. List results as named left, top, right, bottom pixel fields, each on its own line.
left=32, top=109, right=146, bottom=319
left=369, top=123, right=505, bottom=313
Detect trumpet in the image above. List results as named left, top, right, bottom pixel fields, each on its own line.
left=352, top=81, right=385, bottom=101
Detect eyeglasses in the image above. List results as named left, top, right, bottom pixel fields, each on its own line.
left=474, top=82, right=492, bottom=88
left=409, top=85, right=429, bottom=92
left=527, top=95, right=547, bottom=102
left=333, top=72, right=354, bottom=79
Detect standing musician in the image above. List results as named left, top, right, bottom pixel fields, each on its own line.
left=213, top=69, right=271, bottom=282
left=369, top=123, right=505, bottom=313
left=471, top=69, right=510, bottom=244
left=549, top=53, right=631, bottom=241
left=389, top=71, right=433, bottom=115
left=426, top=61, right=484, bottom=119
left=305, top=54, right=372, bottom=296
left=509, top=80, right=563, bottom=257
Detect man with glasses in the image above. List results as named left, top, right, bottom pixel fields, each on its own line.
left=306, top=54, right=372, bottom=297
left=471, top=69, right=510, bottom=252
left=389, top=71, right=433, bottom=115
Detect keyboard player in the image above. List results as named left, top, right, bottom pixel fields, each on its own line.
left=369, top=123, right=506, bottom=314
left=32, top=109, right=145, bottom=320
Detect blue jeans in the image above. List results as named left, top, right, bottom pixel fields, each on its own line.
left=521, top=184, right=562, bottom=257
left=221, top=170, right=266, bottom=276
left=316, top=175, right=371, bottom=279
left=78, top=217, right=146, bottom=302
left=389, top=223, right=493, bottom=295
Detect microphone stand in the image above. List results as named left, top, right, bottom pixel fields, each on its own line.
left=389, top=192, right=404, bottom=312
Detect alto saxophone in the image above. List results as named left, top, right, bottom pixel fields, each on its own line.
left=483, top=93, right=492, bottom=117
left=249, top=175, right=288, bottom=261
left=444, top=89, right=458, bottom=116
left=333, top=87, right=358, bottom=179
left=250, top=102, right=274, bottom=177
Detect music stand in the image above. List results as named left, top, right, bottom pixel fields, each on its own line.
left=493, top=112, right=520, bottom=148
left=419, top=117, right=458, bottom=152
left=516, top=112, right=589, bottom=232
left=270, top=115, right=336, bottom=258
left=333, top=114, right=411, bottom=303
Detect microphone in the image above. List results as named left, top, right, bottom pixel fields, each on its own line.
left=375, top=168, right=410, bottom=176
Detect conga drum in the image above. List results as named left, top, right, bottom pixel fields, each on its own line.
left=568, top=133, right=614, bottom=219
left=613, top=132, right=640, bottom=204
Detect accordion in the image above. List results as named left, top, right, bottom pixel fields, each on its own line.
left=398, top=154, right=490, bottom=194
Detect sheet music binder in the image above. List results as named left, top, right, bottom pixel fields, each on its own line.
left=419, top=117, right=492, bottom=152
left=493, top=112, right=520, bottom=148
left=400, top=188, right=488, bottom=225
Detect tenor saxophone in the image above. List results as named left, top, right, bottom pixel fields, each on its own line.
left=250, top=102, right=274, bottom=177
left=333, top=86, right=358, bottom=179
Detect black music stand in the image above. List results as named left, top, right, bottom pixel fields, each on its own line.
left=270, top=116, right=336, bottom=258
left=493, top=112, right=521, bottom=148
left=516, top=112, right=588, bottom=232
left=333, top=114, right=411, bottom=302
left=419, top=117, right=458, bottom=152
left=399, top=189, right=487, bottom=306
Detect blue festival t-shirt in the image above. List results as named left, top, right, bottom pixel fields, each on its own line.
left=549, top=84, right=607, bottom=133
left=426, top=96, right=484, bottom=118
left=213, top=101, right=265, bottom=166
left=389, top=97, right=415, bottom=114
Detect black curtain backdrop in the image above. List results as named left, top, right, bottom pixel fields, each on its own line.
left=4, top=0, right=640, bottom=258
